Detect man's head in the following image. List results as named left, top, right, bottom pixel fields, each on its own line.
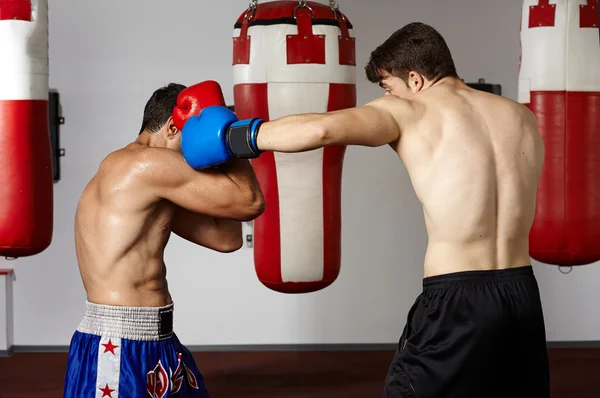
left=138, top=83, right=186, bottom=150
left=365, top=22, right=459, bottom=98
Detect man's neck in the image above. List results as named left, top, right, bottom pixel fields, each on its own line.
left=135, top=132, right=161, bottom=148
left=430, top=76, right=463, bottom=89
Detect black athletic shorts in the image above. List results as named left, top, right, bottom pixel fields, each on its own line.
left=383, top=265, right=550, bottom=398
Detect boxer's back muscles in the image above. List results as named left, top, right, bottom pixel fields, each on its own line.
left=386, top=83, right=544, bottom=276
left=75, top=143, right=264, bottom=307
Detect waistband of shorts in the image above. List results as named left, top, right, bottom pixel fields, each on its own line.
left=422, top=265, right=534, bottom=289
left=76, top=301, right=174, bottom=341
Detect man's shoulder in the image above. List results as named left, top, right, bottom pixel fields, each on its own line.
left=366, top=95, right=419, bottom=122
left=100, top=144, right=177, bottom=174
left=95, top=144, right=152, bottom=189
left=368, top=94, right=413, bottom=109
left=93, top=144, right=173, bottom=204
left=486, top=95, right=537, bottom=124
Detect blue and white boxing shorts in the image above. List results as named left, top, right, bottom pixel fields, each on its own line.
left=64, top=301, right=210, bottom=397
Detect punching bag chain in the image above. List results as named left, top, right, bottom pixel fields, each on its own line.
left=293, top=0, right=315, bottom=19
left=244, top=0, right=258, bottom=21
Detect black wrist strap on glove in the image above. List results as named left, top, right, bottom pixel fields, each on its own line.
left=227, top=118, right=264, bottom=158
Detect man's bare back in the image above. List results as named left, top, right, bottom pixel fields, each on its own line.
left=75, top=144, right=178, bottom=308
left=257, top=78, right=544, bottom=278
left=75, top=143, right=264, bottom=307
left=390, top=81, right=544, bottom=277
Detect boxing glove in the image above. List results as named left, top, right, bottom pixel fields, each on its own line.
left=172, top=80, right=226, bottom=131
left=181, top=106, right=263, bottom=169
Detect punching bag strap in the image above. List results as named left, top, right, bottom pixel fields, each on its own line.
left=331, top=0, right=355, bottom=66
left=287, top=0, right=325, bottom=64
left=233, top=0, right=256, bottom=65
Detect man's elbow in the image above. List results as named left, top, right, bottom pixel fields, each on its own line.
left=214, top=234, right=244, bottom=253
left=237, top=188, right=265, bottom=221
left=312, top=121, right=330, bottom=147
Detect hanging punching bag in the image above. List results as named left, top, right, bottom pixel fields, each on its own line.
left=233, top=0, right=356, bottom=293
left=518, top=0, right=600, bottom=266
left=0, top=0, right=53, bottom=257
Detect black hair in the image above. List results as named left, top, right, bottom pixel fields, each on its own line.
left=139, top=83, right=186, bottom=135
left=365, top=22, right=458, bottom=84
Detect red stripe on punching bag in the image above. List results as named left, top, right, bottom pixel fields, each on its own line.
left=286, top=8, right=325, bottom=65
left=528, top=91, right=600, bottom=265
left=0, top=100, right=53, bottom=257
left=233, top=84, right=282, bottom=287
left=529, top=0, right=556, bottom=28
left=580, top=0, right=599, bottom=28
left=528, top=92, right=567, bottom=264
left=564, top=92, right=600, bottom=263
left=322, top=83, right=354, bottom=283
left=0, top=0, right=31, bottom=21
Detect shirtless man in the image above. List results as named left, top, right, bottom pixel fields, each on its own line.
left=63, top=81, right=265, bottom=397
left=181, top=23, right=550, bottom=397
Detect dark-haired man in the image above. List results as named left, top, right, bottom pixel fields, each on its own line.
left=187, top=22, right=550, bottom=397
left=63, top=81, right=265, bottom=397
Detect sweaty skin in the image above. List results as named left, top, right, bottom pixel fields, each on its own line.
left=75, top=142, right=264, bottom=307
left=257, top=78, right=544, bottom=277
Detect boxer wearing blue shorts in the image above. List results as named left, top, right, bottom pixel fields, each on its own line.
left=65, top=302, right=206, bottom=396
left=64, top=81, right=265, bottom=397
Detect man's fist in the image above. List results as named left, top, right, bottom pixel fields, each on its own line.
left=172, top=81, right=226, bottom=131
left=181, top=106, right=263, bottom=170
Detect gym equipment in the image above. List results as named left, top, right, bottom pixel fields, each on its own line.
left=232, top=0, right=356, bottom=293
left=518, top=0, right=600, bottom=267
left=0, top=0, right=54, bottom=258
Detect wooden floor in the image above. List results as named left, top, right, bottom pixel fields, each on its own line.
left=0, top=348, right=598, bottom=397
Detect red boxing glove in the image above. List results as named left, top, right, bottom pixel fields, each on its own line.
left=172, top=80, right=227, bottom=131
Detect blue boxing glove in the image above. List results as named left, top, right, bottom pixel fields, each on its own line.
left=181, top=106, right=263, bottom=170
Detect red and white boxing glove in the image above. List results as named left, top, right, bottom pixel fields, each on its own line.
left=172, top=80, right=227, bottom=130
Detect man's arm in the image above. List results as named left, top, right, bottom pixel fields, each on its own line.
left=135, top=150, right=265, bottom=221
left=255, top=96, right=410, bottom=153
left=171, top=207, right=243, bottom=253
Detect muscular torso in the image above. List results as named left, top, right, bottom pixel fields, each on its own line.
left=390, top=84, right=543, bottom=277
left=75, top=145, right=175, bottom=307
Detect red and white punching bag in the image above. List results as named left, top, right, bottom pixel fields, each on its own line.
left=0, top=0, right=53, bottom=257
left=232, top=1, right=356, bottom=293
left=519, top=0, right=600, bottom=266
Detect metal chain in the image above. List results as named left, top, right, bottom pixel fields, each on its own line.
left=293, top=0, right=315, bottom=19
left=244, top=0, right=258, bottom=21
left=249, top=0, right=340, bottom=11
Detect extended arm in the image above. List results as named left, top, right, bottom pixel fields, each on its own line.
left=171, top=207, right=243, bottom=253
left=172, top=95, right=412, bottom=169
left=255, top=96, right=409, bottom=153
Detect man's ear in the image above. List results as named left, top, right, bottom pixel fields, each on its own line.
left=407, top=71, right=425, bottom=93
left=166, top=117, right=179, bottom=140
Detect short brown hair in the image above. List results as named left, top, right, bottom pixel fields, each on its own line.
left=365, top=22, right=458, bottom=84
left=139, top=83, right=186, bottom=135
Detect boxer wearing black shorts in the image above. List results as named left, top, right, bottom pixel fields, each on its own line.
left=188, top=22, right=550, bottom=397
left=385, top=266, right=548, bottom=397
